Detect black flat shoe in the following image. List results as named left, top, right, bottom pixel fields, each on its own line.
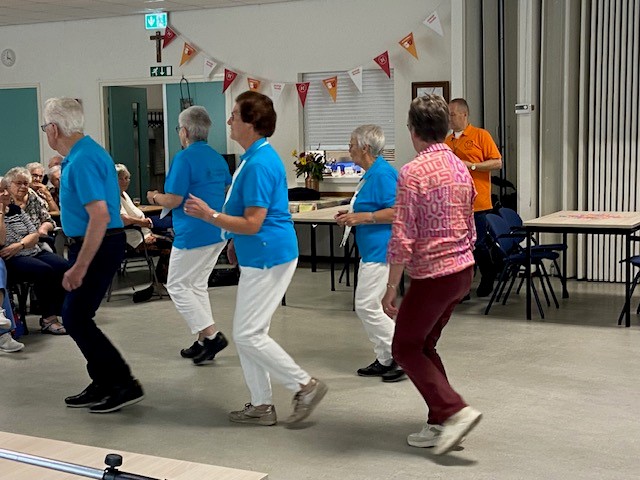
left=132, top=285, right=154, bottom=303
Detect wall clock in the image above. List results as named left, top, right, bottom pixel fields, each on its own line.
left=1, top=49, right=16, bottom=67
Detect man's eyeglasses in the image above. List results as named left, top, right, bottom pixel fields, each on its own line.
left=40, top=122, right=54, bottom=132
left=175, top=125, right=183, bottom=133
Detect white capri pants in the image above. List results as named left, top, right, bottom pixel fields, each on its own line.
left=355, top=260, right=395, bottom=366
left=233, top=259, right=311, bottom=406
left=167, top=241, right=226, bottom=334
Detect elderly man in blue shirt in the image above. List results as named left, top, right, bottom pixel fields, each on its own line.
left=42, top=97, right=143, bottom=414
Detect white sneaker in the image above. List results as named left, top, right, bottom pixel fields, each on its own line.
left=0, top=309, right=11, bottom=329
left=433, top=406, right=482, bottom=455
left=0, top=332, right=24, bottom=353
left=407, top=424, right=442, bottom=448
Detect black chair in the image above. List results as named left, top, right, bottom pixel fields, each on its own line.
left=484, top=214, right=560, bottom=318
left=107, top=226, right=165, bottom=302
left=498, top=207, right=568, bottom=296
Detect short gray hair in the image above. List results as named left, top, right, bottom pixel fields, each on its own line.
left=44, top=97, right=84, bottom=137
left=49, top=165, right=62, bottom=176
left=115, top=163, right=130, bottom=178
left=178, top=106, right=211, bottom=142
left=351, top=125, right=385, bottom=158
left=0, top=176, right=7, bottom=189
left=5, top=166, right=32, bottom=184
left=25, top=162, right=44, bottom=174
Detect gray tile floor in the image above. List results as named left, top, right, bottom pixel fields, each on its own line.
left=2, top=267, right=640, bottom=479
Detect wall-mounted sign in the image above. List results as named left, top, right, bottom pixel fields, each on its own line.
left=145, top=13, right=168, bottom=30
left=150, top=66, right=173, bottom=77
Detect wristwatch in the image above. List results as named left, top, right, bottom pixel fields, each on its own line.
left=470, top=164, right=477, bottom=171
left=212, top=211, right=221, bottom=221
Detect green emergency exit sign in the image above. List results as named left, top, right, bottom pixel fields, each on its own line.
left=150, top=66, right=173, bottom=77
left=145, top=13, right=168, bottom=30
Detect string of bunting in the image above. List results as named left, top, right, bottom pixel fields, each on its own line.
left=161, top=6, right=444, bottom=107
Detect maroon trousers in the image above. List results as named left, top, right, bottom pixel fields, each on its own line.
left=392, top=266, right=473, bottom=425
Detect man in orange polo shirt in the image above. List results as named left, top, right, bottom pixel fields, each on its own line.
left=445, top=98, right=502, bottom=297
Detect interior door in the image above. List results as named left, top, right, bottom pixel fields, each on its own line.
left=0, top=87, right=40, bottom=173
left=107, top=87, right=149, bottom=200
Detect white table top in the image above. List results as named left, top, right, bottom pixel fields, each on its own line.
left=0, top=431, right=267, bottom=480
left=523, top=210, right=640, bottom=230
left=291, top=205, right=347, bottom=224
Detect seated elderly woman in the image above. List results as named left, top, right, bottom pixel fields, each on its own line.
left=26, top=162, right=58, bottom=212
left=6, top=167, right=57, bottom=248
left=0, top=176, right=69, bottom=335
left=116, top=164, right=171, bottom=299
left=48, top=165, right=61, bottom=207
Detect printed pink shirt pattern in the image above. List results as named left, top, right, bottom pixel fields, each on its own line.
left=387, top=143, right=477, bottom=279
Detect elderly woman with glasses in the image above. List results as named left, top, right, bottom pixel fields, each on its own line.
left=5, top=166, right=57, bottom=245
left=184, top=91, right=327, bottom=426
left=146, top=105, right=232, bottom=364
left=0, top=176, right=69, bottom=335
left=334, top=125, right=404, bottom=382
left=26, top=162, right=58, bottom=212
left=382, top=94, right=482, bottom=455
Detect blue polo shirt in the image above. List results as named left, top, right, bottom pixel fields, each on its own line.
left=223, top=139, right=298, bottom=268
left=59, top=136, right=123, bottom=237
left=353, top=156, right=398, bottom=263
left=164, top=141, right=231, bottom=249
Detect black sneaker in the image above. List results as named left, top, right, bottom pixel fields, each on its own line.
left=357, top=359, right=395, bottom=377
left=180, top=341, right=204, bottom=359
left=65, top=383, right=108, bottom=408
left=192, top=332, right=229, bottom=365
left=381, top=365, right=407, bottom=383
left=89, top=379, right=144, bottom=414
left=132, top=285, right=154, bottom=303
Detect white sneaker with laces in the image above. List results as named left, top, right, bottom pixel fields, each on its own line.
left=433, top=406, right=482, bottom=455
left=407, top=424, right=442, bottom=448
left=0, top=332, right=24, bottom=353
left=0, top=309, right=11, bottom=329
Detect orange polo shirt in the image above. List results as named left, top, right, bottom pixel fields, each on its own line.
left=445, top=124, right=501, bottom=212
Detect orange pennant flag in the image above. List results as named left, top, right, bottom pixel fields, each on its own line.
left=399, top=32, right=418, bottom=59
left=248, top=78, right=261, bottom=91
left=179, top=42, right=197, bottom=66
left=322, top=76, right=338, bottom=102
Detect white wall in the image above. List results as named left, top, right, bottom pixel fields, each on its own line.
left=0, top=0, right=451, bottom=186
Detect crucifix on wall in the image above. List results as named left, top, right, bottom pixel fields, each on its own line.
left=149, top=30, right=164, bottom=63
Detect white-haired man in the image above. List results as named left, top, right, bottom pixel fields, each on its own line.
left=42, top=97, right=143, bottom=413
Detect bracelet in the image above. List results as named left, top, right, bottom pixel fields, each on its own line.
left=386, top=283, right=397, bottom=290
left=370, top=212, right=376, bottom=224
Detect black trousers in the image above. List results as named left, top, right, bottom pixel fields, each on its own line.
left=474, top=210, right=497, bottom=283
left=62, top=232, right=133, bottom=388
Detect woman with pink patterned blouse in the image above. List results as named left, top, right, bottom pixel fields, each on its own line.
left=381, top=94, right=482, bottom=455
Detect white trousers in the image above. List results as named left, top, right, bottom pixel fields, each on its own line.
left=355, top=260, right=395, bottom=366
left=233, top=259, right=311, bottom=406
left=167, top=242, right=226, bottom=334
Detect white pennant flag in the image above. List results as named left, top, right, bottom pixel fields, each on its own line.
left=271, top=82, right=285, bottom=102
left=203, top=58, right=217, bottom=78
left=423, top=10, right=444, bottom=36
left=348, top=66, right=363, bottom=93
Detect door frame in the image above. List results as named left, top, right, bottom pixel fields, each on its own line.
left=99, top=74, right=230, bottom=174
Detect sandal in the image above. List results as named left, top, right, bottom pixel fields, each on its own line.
left=40, top=318, right=67, bottom=335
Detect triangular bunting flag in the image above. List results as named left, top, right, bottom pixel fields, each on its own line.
left=248, top=78, right=261, bottom=92
left=374, top=51, right=391, bottom=78
left=322, top=76, right=338, bottom=102
left=179, top=42, right=197, bottom=66
left=222, top=69, right=238, bottom=93
left=296, top=82, right=310, bottom=108
left=163, top=26, right=177, bottom=48
left=399, top=32, right=418, bottom=59
left=423, top=11, right=444, bottom=37
left=203, top=58, right=217, bottom=78
left=348, top=66, right=363, bottom=93
left=271, top=83, right=285, bottom=102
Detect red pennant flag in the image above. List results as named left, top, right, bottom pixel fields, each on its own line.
left=296, top=82, right=310, bottom=108
left=222, top=69, right=238, bottom=93
left=163, top=26, right=177, bottom=48
left=374, top=51, right=391, bottom=78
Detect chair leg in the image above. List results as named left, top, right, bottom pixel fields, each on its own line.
left=618, top=271, right=640, bottom=325
left=495, top=265, right=512, bottom=303
left=539, top=261, right=559, bottom=308
left=531, top=279, right=545, bottom=319
left=484, top=266, right=509, bottom=315
left=553, top=258, right=567, bottom=298
left=502, top=269, right=519, bottom=305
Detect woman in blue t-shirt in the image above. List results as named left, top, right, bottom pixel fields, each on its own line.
left=184, top=91, right=327, bottom=426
